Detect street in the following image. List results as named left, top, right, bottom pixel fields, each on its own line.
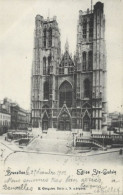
left=0, top=134, right=123, bottom=195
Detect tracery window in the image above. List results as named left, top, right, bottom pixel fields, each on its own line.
left=48, top=56, right=51, bottom=74
left=84, top=79, right=91, bottom=98
left=43, top=57, right=46, bottom=75
left=48, top=27, right=52, bottom=47
left=88, top=51, right=93, bottom=70
left=43, top=28, right=46, bottom=47
left=89, top=18, right=93, bottom=40
left=44, top=81, right=49, bottom=100
left=83, top=19, right=87, bottom=39
left=83, top=52, right=86, bottom=71
left=59, top=81, right=72, bottom=108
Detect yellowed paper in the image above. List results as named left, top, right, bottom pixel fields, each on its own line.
left=0, top=0, right=123, bottom=195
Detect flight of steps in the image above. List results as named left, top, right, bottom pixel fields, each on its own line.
left=27, top=129, right=73, bottom=154
left=76, top=136, right=106, bottom=149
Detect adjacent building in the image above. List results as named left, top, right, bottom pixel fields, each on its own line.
left=107, top=112, right=123, bottom=131
left=31, top=2, right=107, bottom=134
left=0, top=98, right=31, bottom=132
left=11, top=103, right=31, bottom=130
left=0, top=98, right=11, bottom=134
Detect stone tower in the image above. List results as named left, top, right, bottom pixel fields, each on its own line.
left=76, top=2, right=107, bottom=133
left=31, top=15, right=61, bottom=128
left=31, top=1, right=107, bottom=134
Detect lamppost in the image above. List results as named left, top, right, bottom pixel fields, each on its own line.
left=72, top=133, right=76, bottom=147
left=121, top=105, right=123, bottom=129
left=119, top=112, right=121, bottom=134
left=119, top=105, right=123, bottom=134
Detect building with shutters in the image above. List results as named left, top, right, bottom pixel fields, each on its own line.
left=31, top=1, right=107, bottom=134
left=0, top=98, right=11, bottom=134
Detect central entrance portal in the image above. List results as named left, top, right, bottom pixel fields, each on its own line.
left=58, top=112, right=71, bottom=131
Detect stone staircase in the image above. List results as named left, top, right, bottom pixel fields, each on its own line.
left=27, top=129, right=73, bottom=154
left=76, top=137, right=106, bottom=150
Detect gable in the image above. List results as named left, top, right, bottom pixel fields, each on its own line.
left=82, top=102, right=91, bottom=109
left=58, top=103, right=71, bottom=119
left=59, top=51, right=74, bottom=67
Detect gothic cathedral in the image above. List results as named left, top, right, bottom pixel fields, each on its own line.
left=31, top=2, right=107, bottom=134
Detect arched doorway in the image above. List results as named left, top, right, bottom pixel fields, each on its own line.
left=59, top=81, right=72, bottom=108
left=58, top=112, right=71, bottom=131
left=42, top=113, right=48, bottom=131
left=83, top=114, right=90, bottom=131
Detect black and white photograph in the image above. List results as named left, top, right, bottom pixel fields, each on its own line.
left=0, top=0, right=123, bottom=194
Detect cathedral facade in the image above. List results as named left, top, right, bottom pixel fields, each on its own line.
left=31, top=2, right=107, bottom=134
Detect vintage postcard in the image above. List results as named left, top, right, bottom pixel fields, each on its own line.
left=0, top=0, right=123, bottom=194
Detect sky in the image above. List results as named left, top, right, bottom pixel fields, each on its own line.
left=0, top=0, right=123, bottom=113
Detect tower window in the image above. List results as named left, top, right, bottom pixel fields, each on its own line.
left=48, top=56, right=51, bottom=74
left=89, top=28, right=93, bottom=38
left=84, top=79, right=91, bottom=98
left=88, top=51, right=93, bottom=70
left=89, top=18, right=93, bottom=28
left=44, top=81, right=49, bottom=100
left=89, top=18, right=93, bottom=40
left=48, top=28, right=52, bottom=47
left=43, top=57, right=46, bottom=75
left=43, top=28, right=46, bottom=47
left=83, top=19, right=87, bottom=39
left=82, top=52, right=86, bottom=71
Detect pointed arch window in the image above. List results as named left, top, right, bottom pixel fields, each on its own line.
left=43, top=57, right=46, bottom=75
left=88, top=51, right=93, bottom=70
left=44, top=81, right=49, bottom=100
left=48, top=27, right=52, bottom=47
left=59, top=81, right=72, bottom=108
left=43, top=28, right=46, bottom=47
left=89, top=18, right=93, bottom=40
left=48, top=56, right=51, bottom=74
left=83, top=52, right=86, bottom=71
left=83, top=19, right=87, bottom=39
left=84, top=79, right=91, bottom=98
